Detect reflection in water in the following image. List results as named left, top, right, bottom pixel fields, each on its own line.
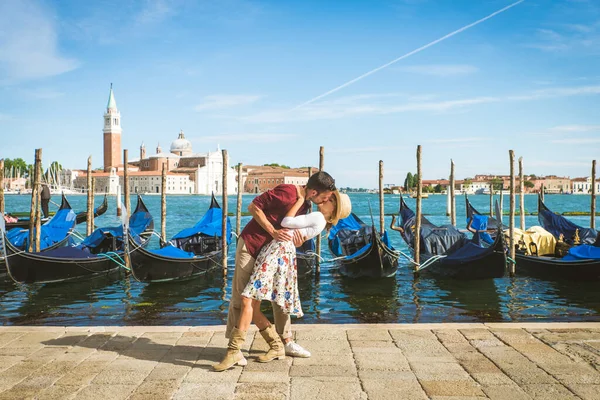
left=7, top=272, right=123, bottom=325
left=336, top=274, right=400, bottom=323
left=424, top=277, right=504, bottom=322
left=125, top=269, right=226, bottom=326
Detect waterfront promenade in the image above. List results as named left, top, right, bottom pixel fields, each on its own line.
left=1, top=323, right=600, bottom=399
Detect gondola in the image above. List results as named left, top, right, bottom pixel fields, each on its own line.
left=328, top=213, right=398, bottom=279
left=129, top=194, right=231, bottom=283
left=537, top=194, right=598, bottom=245
left=397, top=196, right=506, bottom=279
left=466, top=196, right=600, bottom=280
left=1, top=196, right=154, bottom=284
left=296, top=238, right=317, bottom=276
left=5, top=194, right=109, bottom=230
left=6, top=194, right=77, bottom=252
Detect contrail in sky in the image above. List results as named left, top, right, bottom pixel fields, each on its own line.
left=292, top=0, right=526, bottom=111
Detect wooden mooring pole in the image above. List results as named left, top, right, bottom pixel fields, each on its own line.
left=519, top=157, right=525, bottom=230
left=450, top=159, right=456, bottom=226
left=236, top=163, right=243, bottom=238
left=161, top=163, right=167, bottom=244
left=86, top=156, right=93, bottom=236
left=415, top=145, right=422, bottom=269
left=90, top=177, right=95, bottom=231
left=592, top=160, right=597, bottom=230
left=316, top=146, right=324, bottom=275
left=116, top=184, right=122, bottom=217
left=222, top=149, right=228, bottom=274
left=509, top=150, right=516, bottom=276
left=489, top=183, right=493, bottom=217
left=123, top=150, right=130, bottom=219
left=29, top=149, right=42, bottom=253
left=0, top=159, right=4, bottom=214
left=379, top=160, right=384, bottom=233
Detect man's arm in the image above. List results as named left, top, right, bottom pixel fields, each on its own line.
left=248, top=202, right=293, bottom=242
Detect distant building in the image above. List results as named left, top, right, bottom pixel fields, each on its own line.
left=243, top=165, right=312, bottom=193
left=99, top=85, right=238, bottom=195
left=572, top=177, right=600, bottom=194
left=74, top=168, right=193, bottom=195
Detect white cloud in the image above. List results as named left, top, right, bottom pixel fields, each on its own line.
left=397, top=64, right=479, bottom=77
left=193, top=133, right=296, bottom=143
left=194, top=95, right=262, bottom=111
left=0, top=0, right=79, bottom=83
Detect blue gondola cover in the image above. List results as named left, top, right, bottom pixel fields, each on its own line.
left=171, top=204, right=232, bottom=244
left=7, top=206, right=76, bottom=250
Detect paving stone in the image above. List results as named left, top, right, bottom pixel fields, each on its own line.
left=72, top=384, right=137, bottom=400
left=35, top=384, right=84, bottom=400
left=239, top=371, right=290, bottom=383
left=53, top=361, right=110, bottom=386
left=294, top=329, right=347, bottom=341
left=235, top=382, right=289, bottom=395
left=291, top=353, right=354, bottom=366
left=459, top=358, right=503, bottom=374
left=567, top=384, right=600, bottom=400
left=0, top=385, right=41, bottom=399
left=434, top=329, right=469, bottom=344
left=420, top=380, right=485, bottom=397
left=521, top=383, right=579, bottom=399
left=127, top=380, right=180, bottom=400
left=460, top=329, right=496, bottom=341
left=243, top=357, right=292, bottom=371
left=184, top=362, right=243, bottom=383
left=362, top=378, right=427, bottom=400
left=357, top=370, right=419, bottom=380
left=91, top=368, right=150, bottom=385
left=471, top=372, right=518, bottom=386
left=0, top=332, right=23, bottom=347
left=481, top=385, right=531, bottom=400
left=145, top=364, right=192, bottom=381
left=502, top=367, right=557, bottom=385
left=173, top=382, right=236, bottom=400
left=289, top=364, right=356, bottom=377
left=346, top=329, right=391, bottom=341
left=354, top=351, right=411, bottom=371
left=290, top=376, right=366, bottom=400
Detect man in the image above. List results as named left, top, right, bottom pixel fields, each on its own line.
left=40, top=183, right=51, bottom=218
left=225, top=171, right=337, bottom=358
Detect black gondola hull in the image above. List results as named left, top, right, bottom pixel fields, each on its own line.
left=4, top=239, right=122, bottom=284
left=515, top=253, right=600, bottom=281
left=418, top=249, right=506, bottom=279
left=129, top=243, right=220, bottom=283
left=336, top=234, right=398, bottom=279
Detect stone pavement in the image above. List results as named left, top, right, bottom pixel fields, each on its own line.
left=1, top=323, right=600, bottom=400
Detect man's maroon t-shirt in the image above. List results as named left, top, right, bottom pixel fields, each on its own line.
left=240, top=184, right=310, bottom=259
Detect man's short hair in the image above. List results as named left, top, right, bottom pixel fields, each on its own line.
left=306, top=171, right=336, bottom=193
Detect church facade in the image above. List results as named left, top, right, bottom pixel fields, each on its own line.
left=99, top=85, right=238, bottom=195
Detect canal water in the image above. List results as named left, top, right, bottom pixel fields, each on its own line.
left=1, top=193, right=599, bottom=326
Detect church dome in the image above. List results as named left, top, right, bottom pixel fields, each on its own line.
left=170, top=130, right=192, bottom=156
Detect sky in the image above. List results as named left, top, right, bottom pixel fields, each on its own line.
left=0, top=0, right=599, bottom=188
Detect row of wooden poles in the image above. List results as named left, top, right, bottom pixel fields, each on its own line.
left=419, top=146, right=597, bottom=276
left=2, top=147, right=595, bottom=276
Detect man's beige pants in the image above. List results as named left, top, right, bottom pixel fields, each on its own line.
left=225, top=238, right=292, bottom=340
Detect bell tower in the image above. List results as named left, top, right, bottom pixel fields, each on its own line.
left=103, top=84, right=122, bottom=172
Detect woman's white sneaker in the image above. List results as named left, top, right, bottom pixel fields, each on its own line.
left=284, top=341, right=311, bottom=358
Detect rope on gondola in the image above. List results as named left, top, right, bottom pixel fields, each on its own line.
left=414, top=255, right=447, bottom=271
left=98, top=251, right=129, bottom=271
left=506, top=256, right=516, bottom=265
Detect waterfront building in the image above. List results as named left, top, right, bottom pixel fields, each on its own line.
left=243, top=165, right=311, bottom=193
left=572, top=177, right=600, bottom=194
left=74, top=168, right=193, bottom=195
left=96, top=85, right=237, bottom=195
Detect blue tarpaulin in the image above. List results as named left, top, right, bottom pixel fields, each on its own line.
left=563, top=245, right=600, bottom=261
left=150, top=245, right=196, bottom=259
left=7, top=206, right=76, bottom=250
left=172, top=204, right=232, bottom=244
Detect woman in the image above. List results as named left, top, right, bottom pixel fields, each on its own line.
left=214, top=188, right=351, bottom=371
